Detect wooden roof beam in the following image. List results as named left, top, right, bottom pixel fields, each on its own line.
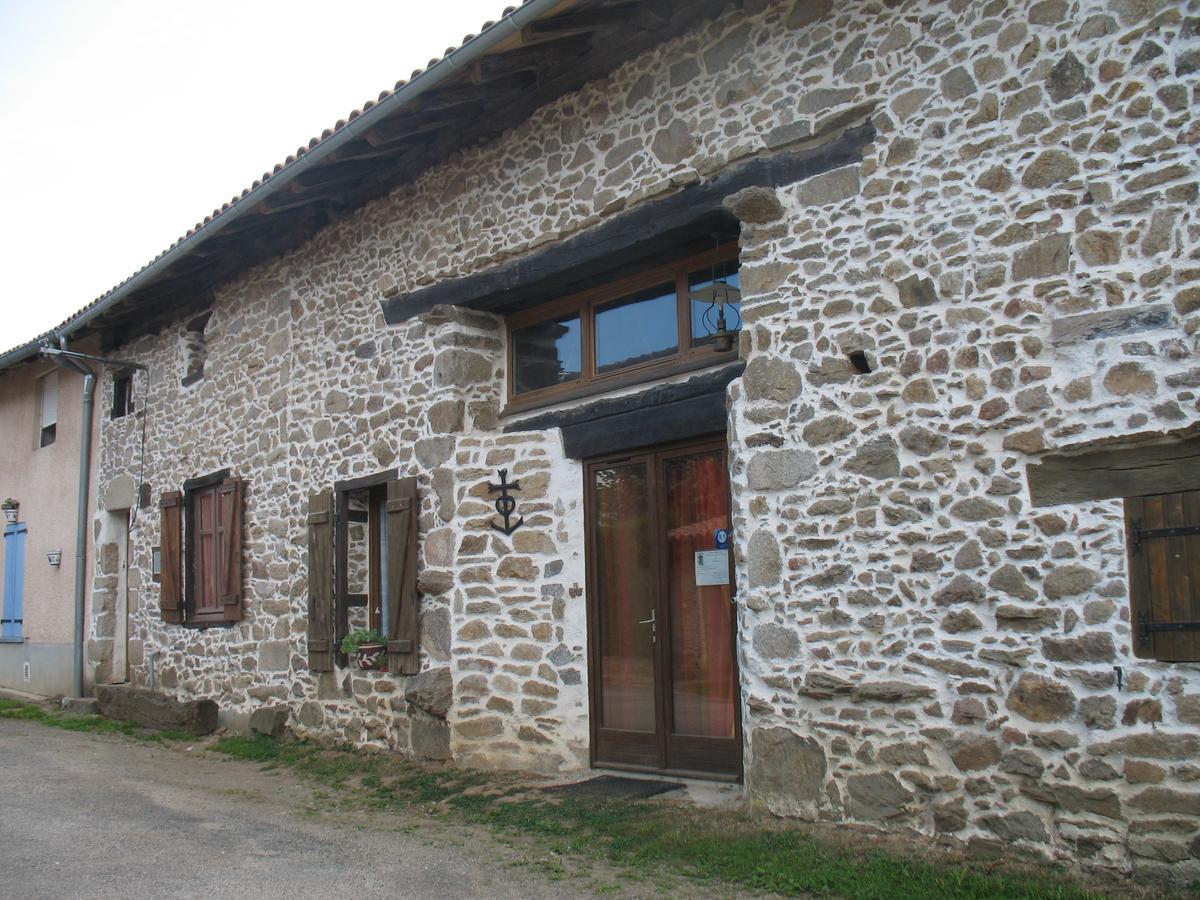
left=520, top=2, right=646, bottom=40
left=409, top=71, right=536, bottom=114
left=362, top=104, right=487, bottom=148
left=468, top=33, right=592, bottom=83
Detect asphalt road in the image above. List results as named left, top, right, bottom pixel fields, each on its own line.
left=0, top=718, right=584, bottom=899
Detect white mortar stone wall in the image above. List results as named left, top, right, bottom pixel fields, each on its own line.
left=89, top=0, right=1200, bottom=880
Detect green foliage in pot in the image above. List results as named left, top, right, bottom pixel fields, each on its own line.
left=340, top=628, right=385, bottom=654
left=1, top=498, right=18, bottom=510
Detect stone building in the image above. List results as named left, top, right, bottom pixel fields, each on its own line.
left=21, top=0, right=1200, bottom=882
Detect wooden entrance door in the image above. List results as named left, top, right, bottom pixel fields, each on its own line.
left=585, top=437, right=741, bottom=779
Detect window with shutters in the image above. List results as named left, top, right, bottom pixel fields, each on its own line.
left=158, top=471, right=244, bottom=627
left=1125, top=489, right=1200, bottom=662
left=306, top=472, right=419, bottom=674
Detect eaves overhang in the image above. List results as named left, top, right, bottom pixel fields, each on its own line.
left=0, top=0, right=740, bottom=372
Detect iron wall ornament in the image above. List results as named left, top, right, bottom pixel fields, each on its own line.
left=488, top=469, right=524, bottom=536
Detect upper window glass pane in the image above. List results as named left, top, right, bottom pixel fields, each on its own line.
left=689, top=263, right=741, bottom=346
left=512, top=314, right=582, bottom=395
left=595, top=283, right=677, bottom=375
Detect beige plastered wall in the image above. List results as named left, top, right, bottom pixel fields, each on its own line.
left=0, top=345, right=101, bottom=696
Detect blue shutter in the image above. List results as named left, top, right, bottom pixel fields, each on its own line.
left=2, top=523, right=26, bottom=641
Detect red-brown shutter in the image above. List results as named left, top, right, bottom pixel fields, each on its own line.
left=386, top=477, right=419, bottom=675
left=307, top=490, right=335, bottom=672
left=1126, top=490, right=1200, bottom=662
left=217, top=476, right=245, bottom=623
left=159, top=491, right=183, bottom=623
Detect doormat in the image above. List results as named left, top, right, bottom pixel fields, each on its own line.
left=542, top=775, right=685, bottom=800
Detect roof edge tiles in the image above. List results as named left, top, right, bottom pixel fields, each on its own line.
left=0, top=0, right=565, bottom=371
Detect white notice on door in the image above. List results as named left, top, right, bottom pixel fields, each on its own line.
left=694, top=550, right=730, bottom=586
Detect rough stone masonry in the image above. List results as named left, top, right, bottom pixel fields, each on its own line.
left=87, top=0, right=1200, bottom=883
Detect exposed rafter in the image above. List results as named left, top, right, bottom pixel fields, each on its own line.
left=82, top=0, right=742, bottom=353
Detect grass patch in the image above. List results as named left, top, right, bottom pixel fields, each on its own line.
left=211, top=733, right=1115, bottom=899
left=0, top=697, right=190, bottom=744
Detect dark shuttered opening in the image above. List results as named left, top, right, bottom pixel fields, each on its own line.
left=159, top=472, right=245, bottom=627
left=1126, top=489, right=1200, bottom=662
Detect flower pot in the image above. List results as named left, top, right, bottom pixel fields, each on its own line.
left=354, top=643, right=386, bottom=671
left=3, top=508, right=17, bottom=525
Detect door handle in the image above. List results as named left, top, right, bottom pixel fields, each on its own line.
left=638, top=610, right=656, bottom=643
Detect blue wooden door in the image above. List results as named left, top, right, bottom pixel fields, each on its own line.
left=2, top=523, right=26, bottom=641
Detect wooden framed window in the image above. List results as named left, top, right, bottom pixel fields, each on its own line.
left=307, top=471, right=420, bottom=674
left=1125, top=489, right=1200, bottom=662
left=505, top=244, right=740, bottom=412
left=159, top=471, right=244, bottom=626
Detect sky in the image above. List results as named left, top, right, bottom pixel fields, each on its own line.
left=0, top=0, right=507, bottom=350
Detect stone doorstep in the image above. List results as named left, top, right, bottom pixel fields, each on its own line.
left=544, top=769, right=747, bottom=810
left=92, top=683, right=218, bottom=736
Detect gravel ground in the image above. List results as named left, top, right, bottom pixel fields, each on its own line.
left=0, top=718, right=589, bottom=899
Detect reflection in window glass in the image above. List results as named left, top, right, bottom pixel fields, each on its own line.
left=689, top=263, right=741, bottom=346
left=595, top=283, right=677, bottom=374
left=512, top=314, right=582, bottom=395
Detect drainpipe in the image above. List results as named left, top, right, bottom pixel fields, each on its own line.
left=41, top=344, right=147, bottom=697
left=44, top=336, right=95, bottom=698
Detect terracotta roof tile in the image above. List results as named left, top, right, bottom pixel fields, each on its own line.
left=2, top=0, right=547, bottom=364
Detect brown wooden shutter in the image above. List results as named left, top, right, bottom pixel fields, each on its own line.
left=307, top=490, right=335, bottom=672
left=217, top=476, right=245, bottom=623
left=159, top=491, right=183, bottom=623
left=1125, top=490, right=1200, bottom=662
left=386, top=476, right=420, bottom=675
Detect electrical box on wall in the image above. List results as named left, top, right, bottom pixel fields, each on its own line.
left=23, top=662, right=30, bottom=682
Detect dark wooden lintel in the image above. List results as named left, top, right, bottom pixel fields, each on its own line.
left=1027, top=433, right=1200, bottom=507
left=381, top=121, right=875, bottom=324
left=504, top=364, right=743, bottom=459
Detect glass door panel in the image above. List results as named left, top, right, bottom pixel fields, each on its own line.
left=587, top=439, right=741, bottom=779
left=663, top=450, right=735, bottom=739
left=592, top=461, right=657, bottom=733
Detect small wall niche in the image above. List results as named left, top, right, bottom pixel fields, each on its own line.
left=847, top=350, right=873, bottom=375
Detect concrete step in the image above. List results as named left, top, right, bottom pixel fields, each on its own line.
left=61, top=697, right=99, bottom=716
